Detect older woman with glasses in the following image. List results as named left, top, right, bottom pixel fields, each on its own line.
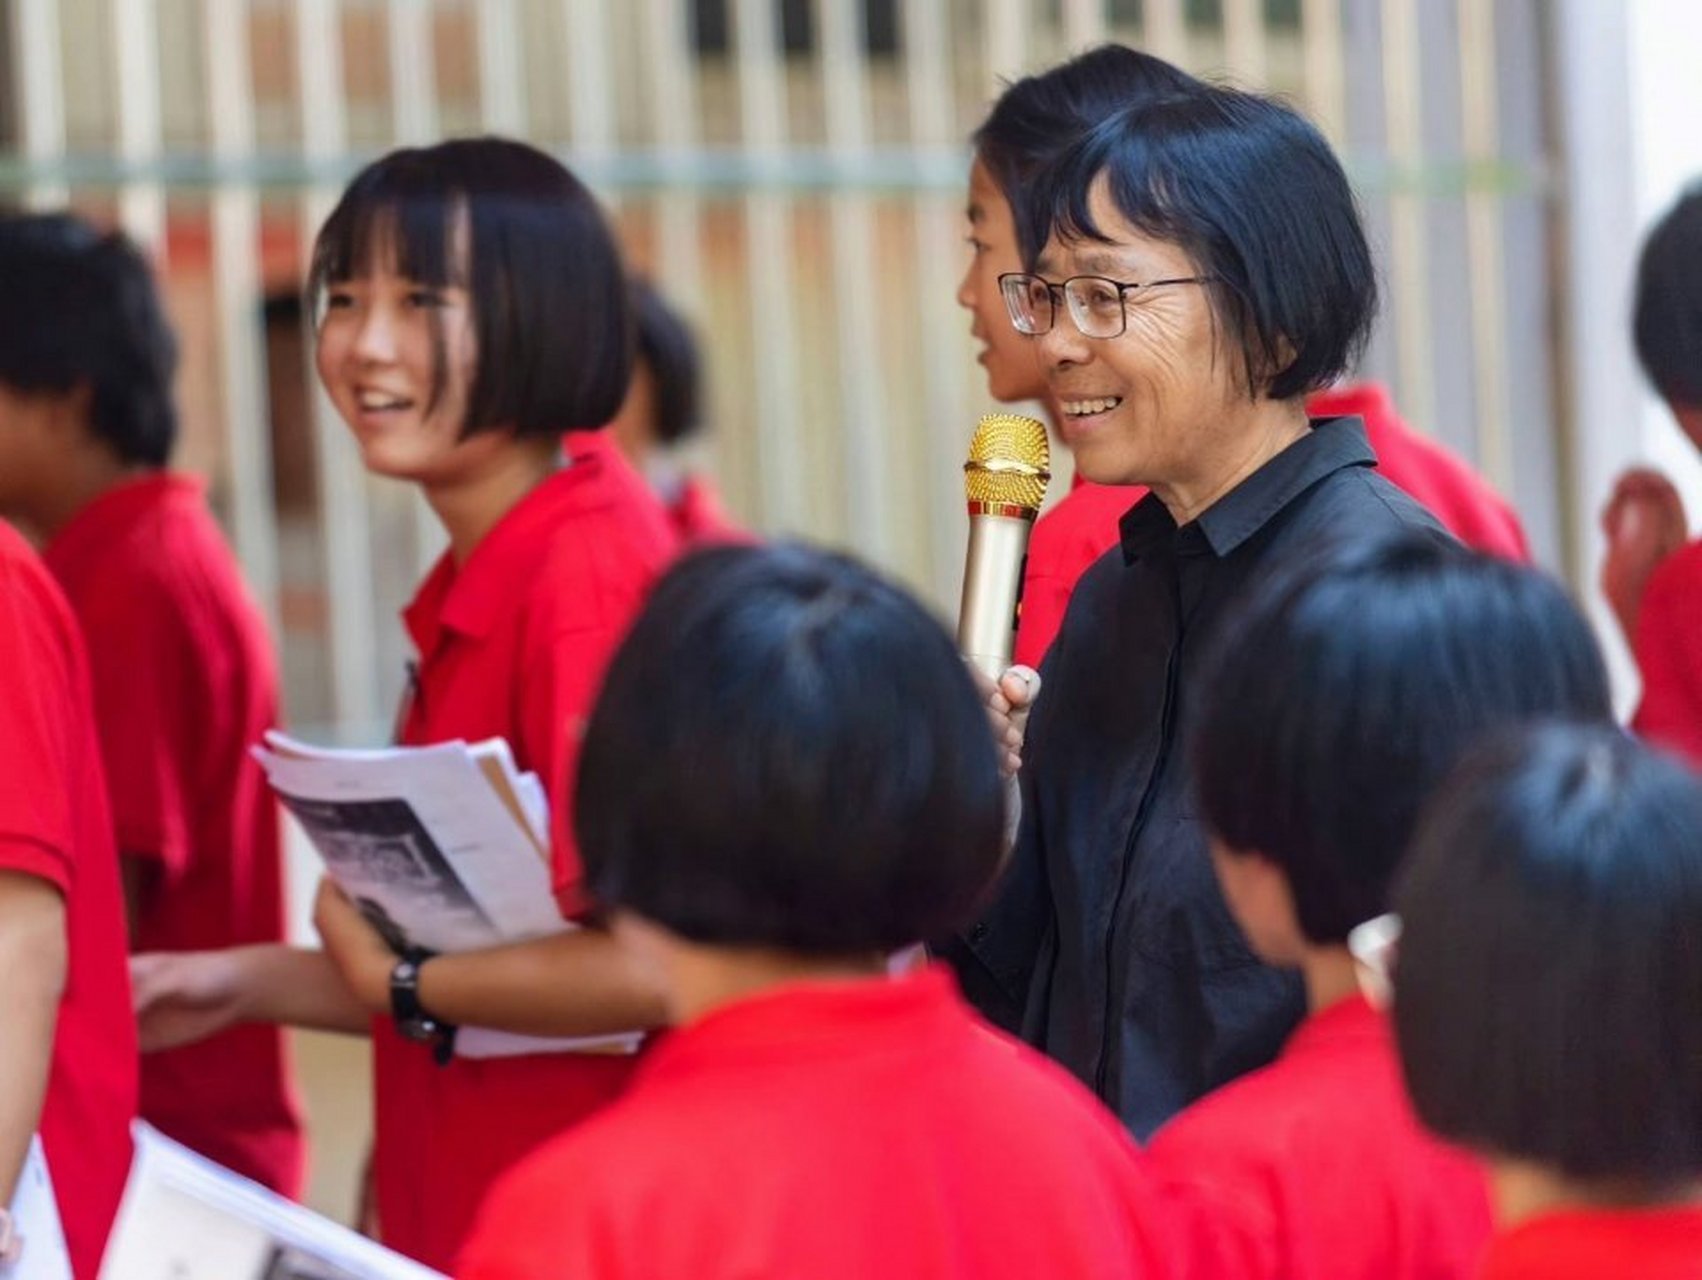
left=961, top=83, right=1446, bottom=1140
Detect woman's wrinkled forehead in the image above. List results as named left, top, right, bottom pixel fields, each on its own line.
left=1034, top=177, right=1197, bottom=278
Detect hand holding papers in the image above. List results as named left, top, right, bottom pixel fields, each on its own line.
left=253, top=733, right=640, bottom=1058
left=100, top=1125, right=443, bottom=1280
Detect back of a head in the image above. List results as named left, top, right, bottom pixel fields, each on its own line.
left=1394, top=724, right=1702, bottom=1186
left=629, top=278, right=703, bottom=447
left=1192, top=532, right=1612, bottom=945
left=0, top=212, right=178, bottom=467
left=310, top=136, right=631, bottom=439
left=1633, top=186, right=1702, bottom=411
left=973, top=44, right=1200, bottom=260
left=576, top=544, right=1006, bottom=954
left=1024, top=84, right=1376, bottom=401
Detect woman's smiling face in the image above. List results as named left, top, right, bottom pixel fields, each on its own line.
left=1032, top=176, right=1251, bottom=492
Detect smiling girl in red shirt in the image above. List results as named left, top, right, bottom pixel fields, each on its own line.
left=131, top=138, right=678, bottom=1271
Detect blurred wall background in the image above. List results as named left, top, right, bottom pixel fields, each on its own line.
left=2, top=0, right=1698, bottom=1223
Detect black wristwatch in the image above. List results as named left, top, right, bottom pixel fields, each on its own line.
left=390, top=946, right=457, bottom=1066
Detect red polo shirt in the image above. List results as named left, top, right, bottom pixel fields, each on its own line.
left=668, top=473, right=745, bottom=546
left=1309, top=383, right=1530, bottom=561
left=43, top=472, right=304, bottom=1196
left=1147, top=992, right=1493, bottom=1280
left=1630, top=539, right=1702, bottom=767
left=1011, top=385, right=1529, bottom=669
left=0, top=520, right=136, bottom=1280
left=1478, top=1207, right=1702, bottom=1279
left=458, top=967, right=1172, bottom=1280
left=376, top=431, right=678, bottom=1272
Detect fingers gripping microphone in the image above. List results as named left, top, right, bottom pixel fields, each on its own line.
left=957, top=414, right=1051, bottom=679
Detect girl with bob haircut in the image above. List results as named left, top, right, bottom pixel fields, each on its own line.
left=1394, top=724, right=1702, bottom=1278
left=459, top=543, right=1173, bottom=1280
left=131, top=137, right=679, bottom=1270
left=1148, top=532, right=1612, bottom=1280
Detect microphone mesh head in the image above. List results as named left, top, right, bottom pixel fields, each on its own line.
left=963, top=413, right=1051, bottom=514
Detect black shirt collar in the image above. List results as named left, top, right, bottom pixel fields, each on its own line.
left=1118, top=416, right=1376, bottom=563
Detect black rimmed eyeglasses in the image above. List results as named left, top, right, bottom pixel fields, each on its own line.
left=998, top=271, right=1216, bottom=339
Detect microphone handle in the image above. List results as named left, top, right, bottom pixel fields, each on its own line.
left=957, top=510, right=1035, bottom=680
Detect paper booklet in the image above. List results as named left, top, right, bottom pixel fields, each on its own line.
left=99, top=1124, right=443, bottom=1280
left=253, top=731, right=642, bottom=1059
left=7, top=1136, right=71, bottom=1280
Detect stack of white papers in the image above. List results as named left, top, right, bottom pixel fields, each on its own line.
left=100, top=1124, right=443, bottom=1280
left=254, top=732, right=641, bottom=1058
left=9, top=1137, right=70, bottom=1280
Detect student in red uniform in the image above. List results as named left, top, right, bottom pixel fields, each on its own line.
left=609, top=278, right=743, bottom=544
left=959, top=46, right=1194, bottom=671
left=0, top=524, right=136, bottom=1279
left=1599, top=187, right=1702, bottom=765
left=1145, top=533, right=1614, bottom=1280
left=1393, top=723, right=1702, bottom=1279
left=130, top=138, right=679, bottom=1271
left=457, top=543, right=1173, bottom=1280
left=0, top=213, right=305, bottom=1197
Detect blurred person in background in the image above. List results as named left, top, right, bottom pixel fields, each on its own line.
left=609, top=278, right=743, bottom=545
left=459, top=544, right=1173, bottom=1280
left=0, top=526, right=136, bottom=1278
left=0, top=213, right=304, bottom=1197
left=1394, top=723, right=1702, bottom=1278
left=1151, top=533, right=1612, bottom=1280
left=975, top=83, right=1444, bottom=1139
left=1599, top=186, right=1702, bottom=764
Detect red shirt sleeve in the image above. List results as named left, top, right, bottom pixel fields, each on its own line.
left=521, top=619, right=634, bottom=921
left=1632, top=544, right=1702, bottom=767
left=0, top=560, right=79, bottom=894
left=74, top=590, right=191, bottom=877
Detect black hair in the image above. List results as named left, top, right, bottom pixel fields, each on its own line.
left=972, top=43, right=1201, bottom=261
left=309, top=136, right=631, bottom=439
left=1633, top=186, right=1702, bottom=409
left=629, top=278, right=703, bottom=446
left=1192, top=532, right=1612, bottom=946
left=1394, top=724, right=1702, bottom=1185
left=0, top=213, right=178, bottom=466
left=1023, top=84, right=1377, bottom=401
left=576, top=543, right=1006, bottom=953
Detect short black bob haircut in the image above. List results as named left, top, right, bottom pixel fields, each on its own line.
left=1023, top=85, right=1377, bottom=402
left=972, top=43, right=1200, bottom=262
left=629, top=278, right=704, bottom=447
left=0, top=213, right=178, bottom=467
left=1192, top=531, right=1612, bottom=946
left=575, top=543, right=1006, bottom=954
left=1394, top=724, right=1702, bottom=1186
left=309, top=136, right=631, bottom=440
left=1632, top=185, right=1702, bottom=409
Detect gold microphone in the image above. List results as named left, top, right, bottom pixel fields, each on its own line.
left=957, top=413, right=1051, bottom=679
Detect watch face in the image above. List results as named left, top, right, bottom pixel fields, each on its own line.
left=399, top=1017, right=438, bottom=1044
